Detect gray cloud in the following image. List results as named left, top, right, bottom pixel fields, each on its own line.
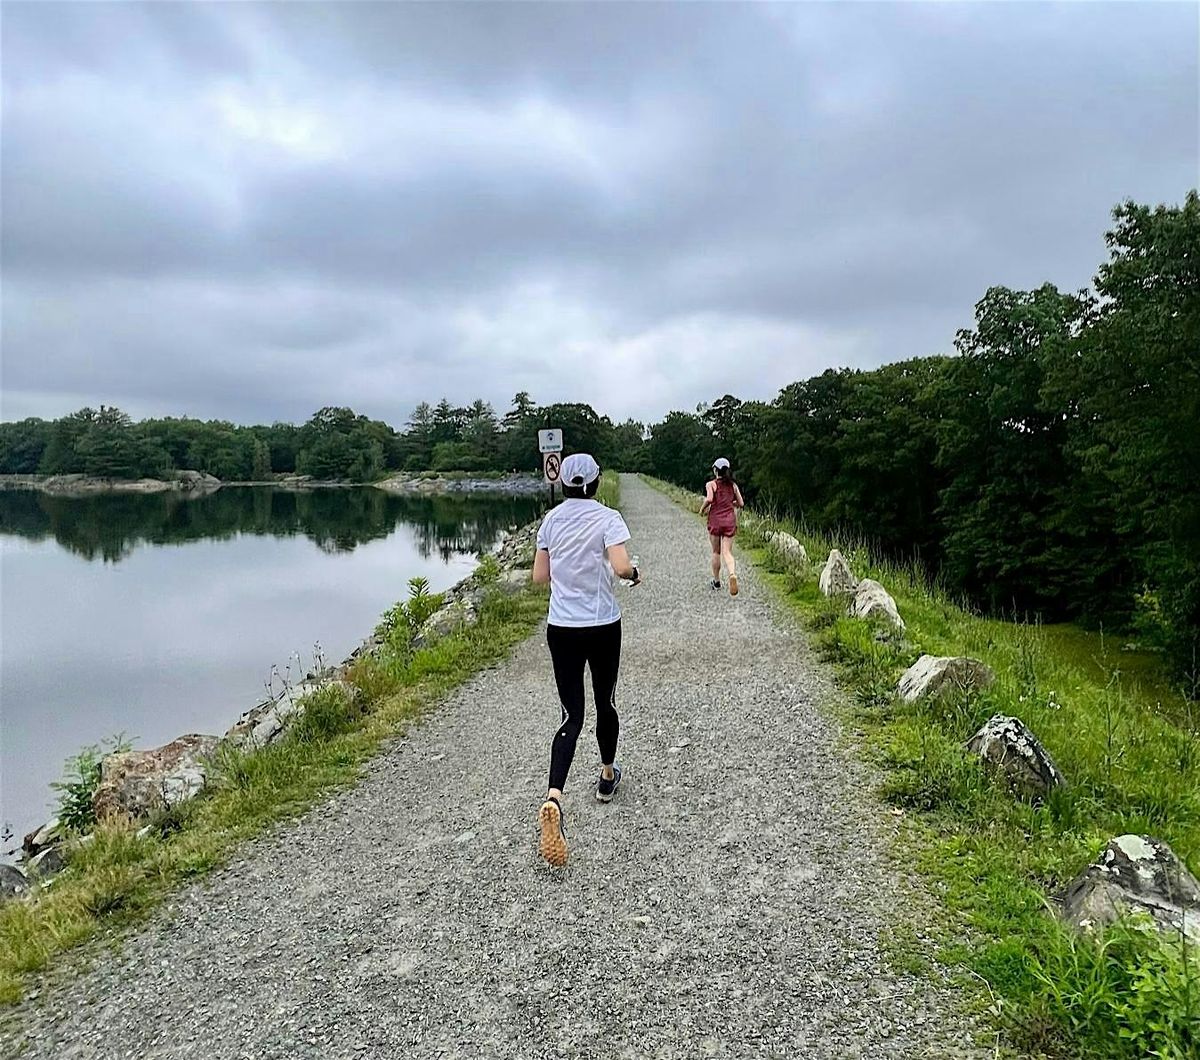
left=2, top=1, right=1196, bottom=428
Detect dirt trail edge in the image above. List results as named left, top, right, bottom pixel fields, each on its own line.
left=5, top=475, right=984, bottom=1059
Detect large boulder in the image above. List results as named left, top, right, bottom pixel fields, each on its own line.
left=766, top=531, right=807, bottom=563
left=819, top=550, right=858, bottom=597
left=965, top=714, right=1064, bottom=799
left=849, top=579, right=904, bottom=630
left=0, top=863, right=30, bottom=901
left=898, top=655, right=995, bottom=701
left=1062, top=835, right=1200, bottom=943
left=92, top=734, right=219, bottom=822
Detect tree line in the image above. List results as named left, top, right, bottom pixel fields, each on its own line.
left=646, top=193, right=1198, bottom=683
left=1, top=191, right=1195, bottom=677
left=0, top=398, right=647, bottom=484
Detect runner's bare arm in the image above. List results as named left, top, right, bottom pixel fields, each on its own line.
left=606, top=542, right=639, bottom=583
left=699, top=481, right=715, bottom=516
left=733, top=484, right=745, bottom=508
left=532, top=548, right=551, bottom=584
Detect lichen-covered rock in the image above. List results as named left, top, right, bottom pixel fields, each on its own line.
left=819, top=550, right=858, bottom=597
left=898, top=655, right=995, bottom=701
left=0, top=863, right=30, bottom=901
left=766, top=531, right=807, bottom=563
left=1062, top=835, right=1200, bottom=943
left=849, top=579, right=904, bottom=630
left=965, top=714, right=1064, bottom=799
left=92, top=734, right=219, bottom=821
left=415, top=602, right=476, bottom=647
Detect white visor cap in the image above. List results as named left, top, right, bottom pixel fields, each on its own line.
left=561, top=453, right=601, bottom=486
left=713, top=457, right=731, bottom=470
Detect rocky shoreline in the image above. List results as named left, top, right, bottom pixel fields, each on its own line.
left=0, top=471, right=222, bottom=497
left=373, top=472, right=545, bottom=496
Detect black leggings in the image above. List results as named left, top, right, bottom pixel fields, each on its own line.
left=547, top=620, right=622, bottom=791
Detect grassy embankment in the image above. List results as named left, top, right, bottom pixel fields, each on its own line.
left=645, top=475, right=1198, bottom=1060
left=0, top=472, right=620, bottom=1006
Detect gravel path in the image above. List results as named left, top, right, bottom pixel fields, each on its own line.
left=4, top=476, right=984, bottom=1059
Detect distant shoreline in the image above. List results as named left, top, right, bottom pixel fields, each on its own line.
left=0, top=471, right=545, bottom=497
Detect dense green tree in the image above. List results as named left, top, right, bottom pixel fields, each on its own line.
left=0, top=418, right=51, bottom=473
left=645, top=411, right=715, bottom=491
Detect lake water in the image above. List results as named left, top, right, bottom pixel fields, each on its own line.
left=0, top=486, right=542, bottom=848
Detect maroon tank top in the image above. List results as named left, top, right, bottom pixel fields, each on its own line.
left=707, top=479, right=737, bottom=535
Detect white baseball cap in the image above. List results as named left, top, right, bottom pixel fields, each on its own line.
left=561, top=453, right=601, bottom=486
left=713, top=457, right=731, bottom=470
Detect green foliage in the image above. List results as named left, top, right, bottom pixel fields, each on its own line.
left=1027, top=923, right=1197, bottom=1060
left=475, top=554, right=502, bottom=586
left=596, top=469, right=621, bottom=509
left=637, top=192, right=1200, bottom=685
left=51, top=734, right=131, bottom=832
left=374, top=577, right=444, bottom=648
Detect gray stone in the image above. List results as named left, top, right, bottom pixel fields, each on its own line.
left=0, top=862, right=30, bottom=900
left=22, top=817, right=62, bottom=859
left=766, top=531, right=807, bottom=563
left=27, top=845, right=66, bottom=879
left=225, top=692, right=306, bottom=747
left=898, top=656, right=995, bottom=701
left=819, top=550, right=858, bottom=596
left=965, top=714, right=1064, bottom=799
left=849, top=579, right=904, bottom=631
left=1062, top=835, right=1200, bottom=943
left=92, top=734, right=220, bottom=821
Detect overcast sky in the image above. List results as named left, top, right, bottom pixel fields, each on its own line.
left=2, top=2, right=1196, bottom=428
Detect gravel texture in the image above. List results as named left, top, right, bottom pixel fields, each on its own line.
left=3, top=476, right=984, bottom=1059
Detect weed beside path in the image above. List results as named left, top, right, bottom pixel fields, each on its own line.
left=644, top=476, right=1199, bottom=1058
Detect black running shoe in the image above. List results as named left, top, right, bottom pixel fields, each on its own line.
left=596, top=764, right=623, bottom=803
left=710, top=579, right=721, bottom=591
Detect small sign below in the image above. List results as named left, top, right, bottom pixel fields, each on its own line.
left=538, top=429, right=563, bottom=454
left=543, top=451, right=562, bottom=484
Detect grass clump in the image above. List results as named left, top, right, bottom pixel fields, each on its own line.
left=643, top=474, right=1200, bottom=1059
left=596, top=469, right=621, bottom=509
left=0, top=552, right=549, bottom=1007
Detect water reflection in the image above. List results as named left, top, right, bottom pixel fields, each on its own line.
left=0, top=487, right=540, bottom=564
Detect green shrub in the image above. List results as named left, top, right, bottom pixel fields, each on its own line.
left=51, top=734, right=131, bottom=832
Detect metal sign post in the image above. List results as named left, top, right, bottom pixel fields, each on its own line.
left=539, top=429, right=563, bottom=504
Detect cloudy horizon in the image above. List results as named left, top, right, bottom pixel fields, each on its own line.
left=2, top=1, right=1196, bottom=429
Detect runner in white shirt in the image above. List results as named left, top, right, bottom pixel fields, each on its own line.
left=531, top=453, right=640, bottom=867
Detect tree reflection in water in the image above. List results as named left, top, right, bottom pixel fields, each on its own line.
left=0, top=488, right=544, bottom=564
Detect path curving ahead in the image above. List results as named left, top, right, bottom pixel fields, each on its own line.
left=5, top=476, right=982, bottom=1059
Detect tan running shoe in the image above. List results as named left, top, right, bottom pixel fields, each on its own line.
left=729, top=574, right=739, bottom=597
left=537, top=798, right=568, bottom=867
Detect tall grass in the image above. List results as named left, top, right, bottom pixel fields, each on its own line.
left=596, top=469, right=620, bottom=509
left=0, top=576, right=549, bottom=1006
left=644, top=475, right=1199, bottom=1059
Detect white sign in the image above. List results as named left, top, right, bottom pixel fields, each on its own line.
left=538, top=429, right=563, bottom=454
left=543, top=451, right=562, bottom=484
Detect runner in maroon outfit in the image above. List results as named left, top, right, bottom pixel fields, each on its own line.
left=699, top=457, right=744, bottom=596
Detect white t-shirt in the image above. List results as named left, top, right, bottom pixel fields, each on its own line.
left=536, top=499, right=632, bottom=628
